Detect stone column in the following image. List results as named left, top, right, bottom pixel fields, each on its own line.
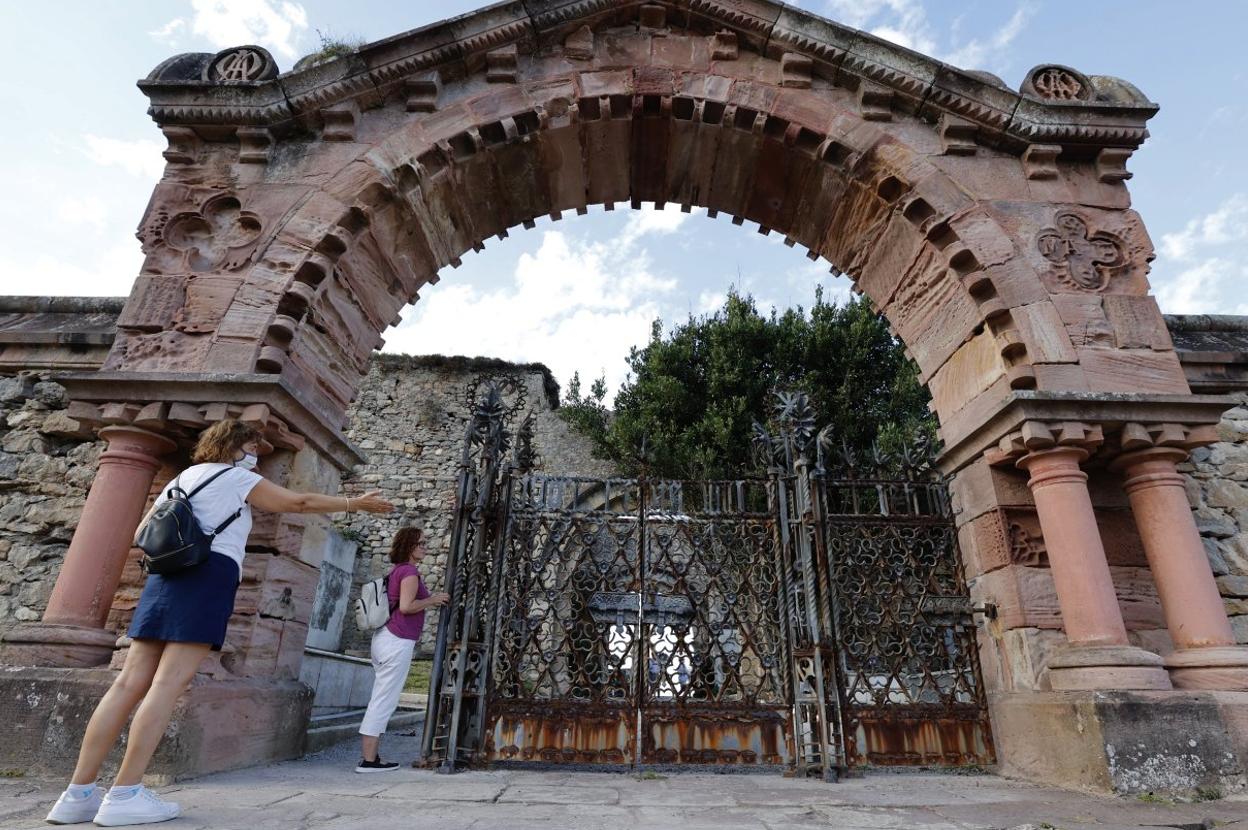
left=1114, top=447, right=1248, bottom=689
left=1017, top=447, right=1171, bottom=690
left=0, top=426, right=175, bottom=667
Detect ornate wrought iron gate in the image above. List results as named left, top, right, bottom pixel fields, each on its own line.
left=488, top=475, right=791, bottom=768
left=422, top=383, right=993, bottom=776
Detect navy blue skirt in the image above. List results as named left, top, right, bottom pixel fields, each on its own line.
left=128, top=552, right=240, bottom=651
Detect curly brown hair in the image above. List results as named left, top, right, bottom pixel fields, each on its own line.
left=192, top=419, right=262, bottom=464
left=389, top=526, right=425, bottom=564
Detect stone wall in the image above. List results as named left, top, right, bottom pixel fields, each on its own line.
left=5, top=346, right=1248, bottom=677
left=0, top=372, right=101, bottom=628
left=334, top=354, right=617, bottom=656
left=1188, top=392, right=1248, bottom=640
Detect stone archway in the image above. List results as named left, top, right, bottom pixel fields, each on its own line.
left=5, top=0, right=1248, bottom=792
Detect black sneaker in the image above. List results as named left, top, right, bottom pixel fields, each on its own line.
left=355, top=757, right=400, bottom=773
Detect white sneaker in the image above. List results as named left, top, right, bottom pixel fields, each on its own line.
left=45, top=786, right=103, bottom=824
left=91, top=786, right=180, bottom=827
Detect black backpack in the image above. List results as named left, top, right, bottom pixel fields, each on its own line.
left=136, top=468, right=245, bottom=575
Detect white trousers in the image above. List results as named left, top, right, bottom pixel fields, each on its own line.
left=359, top=626, right=416, bottom=737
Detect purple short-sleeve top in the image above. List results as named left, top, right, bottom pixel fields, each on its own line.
left=385, top=562, right=430, bottom=641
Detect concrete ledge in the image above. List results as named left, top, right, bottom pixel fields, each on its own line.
left=305, top=707, right=424, bottom=755
left=990, top=689, right=1248, bottom=796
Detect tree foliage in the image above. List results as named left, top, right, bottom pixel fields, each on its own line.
left=559, top=289, right=935, bottom=479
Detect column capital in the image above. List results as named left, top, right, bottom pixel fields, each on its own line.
left=97, top=425, right=178, bottom=460
left=58, top=372, right=364, bottom=471
left=989, top=420, right=1103, bottom=467
left=1015, top=445, right=1090, bottom=492
left=1109, top=446, right=1190, bottom=492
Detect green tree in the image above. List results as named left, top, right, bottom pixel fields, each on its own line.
left=558, top=289, right=935, bottom=479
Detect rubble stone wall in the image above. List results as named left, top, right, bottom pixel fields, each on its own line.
left=5, top=358, right=1248, bottom=670
left=334, top=354, right=617, bottom=656
left=0, top=373, right=102, bottom=628
left=1188, top=392, right=1248, bottom=641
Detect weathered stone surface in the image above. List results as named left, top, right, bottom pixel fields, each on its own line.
left=992, top=690, right=1248, bottom=796
left=971, top=564, right=1164, bottom=632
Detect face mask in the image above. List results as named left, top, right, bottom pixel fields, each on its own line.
left=235, top=453, right=258, bottom=471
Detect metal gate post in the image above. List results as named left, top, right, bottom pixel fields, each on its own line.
left=422, top=380, right=525, bottom=771
left=634, top=477, right=647, bottom=768
left=793, top=457, right=844, bottom=780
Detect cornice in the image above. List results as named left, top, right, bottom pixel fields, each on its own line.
left=136, top=0, right=1158, bottom=157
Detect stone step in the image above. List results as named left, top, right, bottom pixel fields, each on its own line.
left=305, top=707, right=425, bottom=755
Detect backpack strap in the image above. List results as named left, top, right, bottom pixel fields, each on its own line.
left=208, top=506, right=245, bottom=538
left=184, top=467, right=246, bottom=538
left=185, top=467, right=235, bottom=499
left=384, top=571, right=401, bottom=615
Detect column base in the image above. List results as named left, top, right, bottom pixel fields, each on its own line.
left=1046, top=644, right=1172, bottom=691
left=0, top=623, right=118, bottom=668
left=991, top=689, right=1248, bottom=795
left=0, top=667, right=313, bottom=782
left=1166, top=646, right=1248, bottom=691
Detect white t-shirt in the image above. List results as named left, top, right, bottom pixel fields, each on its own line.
left=153, top=463, right=264, bottom=578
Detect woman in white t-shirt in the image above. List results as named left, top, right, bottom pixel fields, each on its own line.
left=46, top=419, right=394, bottom=827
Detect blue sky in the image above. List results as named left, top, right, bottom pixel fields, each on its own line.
left=0, top=1, right=1245, bottom=398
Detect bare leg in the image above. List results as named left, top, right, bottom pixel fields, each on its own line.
left=361, top=734, right=380, bottom=762
left=70, top=640, right=166, bottom=786
left=113, top=642, right=211, bottom=786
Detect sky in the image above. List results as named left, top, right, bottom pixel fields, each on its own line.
left=0, top=1, right=1245, bottom=400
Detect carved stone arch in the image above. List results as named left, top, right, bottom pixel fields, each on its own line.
left=26, top=0, right=1245, bottom=791
left=120, top=33, right=1184, bottom=461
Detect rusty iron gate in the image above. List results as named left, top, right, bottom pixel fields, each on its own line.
left=422, top=384, right=993, bottom=777
left=488, top=475, right=792, bottom=769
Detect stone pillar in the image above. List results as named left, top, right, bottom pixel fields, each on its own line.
left=1016, top=447, right=1170, bottom=690
left=0, top=426, right=175, bottom=667
left=1114, top=447, right=1248, bottom=689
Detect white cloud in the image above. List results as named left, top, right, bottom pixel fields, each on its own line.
left=82, top=135, right=165, bottom=181
left=149, top=18, right=186, bottom=45
left=697, top=290, right=727, bottom=314
left=0, top=242, right=141, bottom=298
left=618, top=204, right=700, bottom=247
left=1154, top=258, right=1248, bottom=315
left=56, top=196, right=111, bottom=235
left=1160, top=194, right=1248, bottom=260
left=1153, top=195, right=1248, bottom=314
left=154, top=0, right=310, bottom=61
left=386, top=224, right=682, bottom=402
left=821, top=0, right=1032, bottom=73
left=943, top=7, right=1032, bottom=71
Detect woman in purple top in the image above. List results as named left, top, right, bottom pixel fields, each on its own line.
left=356, top=526, right=448, bottom=772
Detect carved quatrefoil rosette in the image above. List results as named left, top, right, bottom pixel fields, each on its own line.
left=1036, top=210, right=1126, bottom=293
left=162, top=195, right=263, bottom=272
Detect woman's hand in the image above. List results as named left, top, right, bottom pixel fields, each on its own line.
left=351, top=490, right=394, bottom=514
left=426, top=591, right=450, bottom=608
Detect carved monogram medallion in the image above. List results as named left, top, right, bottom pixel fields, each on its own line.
left=162, top=195, right=262, bottom=272
left=1022, top=65, right=1092, bottom=102
left=1036, top=210, right=1126, bottom=292
left=204, top=46, right=278, bottom=83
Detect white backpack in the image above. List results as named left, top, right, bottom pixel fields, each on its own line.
left=354, top=573, right=395, bottom=633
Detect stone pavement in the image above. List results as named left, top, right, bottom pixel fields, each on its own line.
left=2, top=733, right=1248, bottom=830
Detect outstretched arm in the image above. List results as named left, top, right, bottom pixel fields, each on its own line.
left=246, top=481, right=394, bottom=515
